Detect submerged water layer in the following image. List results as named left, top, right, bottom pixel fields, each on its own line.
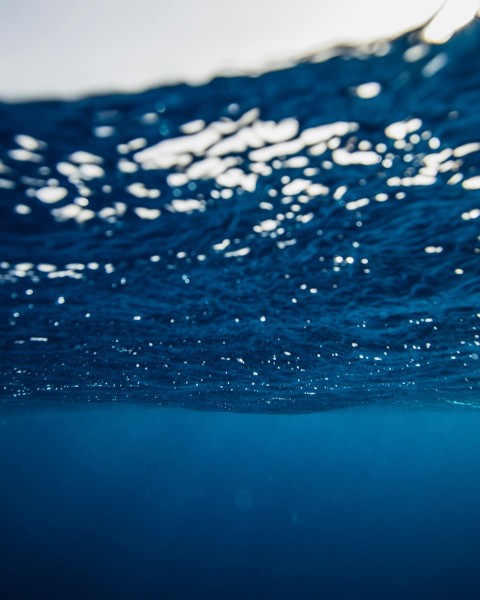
left=2, top=405, right=480, bottom=600
left=0, top=22, right=479, bottom=411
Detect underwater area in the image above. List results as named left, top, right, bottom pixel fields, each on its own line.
left=0, top=10, right=479, bottom=599
left=1, top=406, right=480, bottom=600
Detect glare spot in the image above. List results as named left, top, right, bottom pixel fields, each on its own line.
left=118, top=159, right=138, bottom=174
left=308, top=183, right=329, bottom=196
left=37, top=264, right=56, bottom=273
left=94, top=126, right=115, bottom=138
left=422, top=0, right=478, bottom=44
left=346, top=198, right=370, bottom=211
left=353, top=82, right=382, bottom=99
left=15, top=204, right=31, bottom=215
left=168, top=199, right=204, bottom=213
left=224, top=247, right=250, bottom=258
left=180, top=119, right=206, bottom=135
left=385, top=119, right=422, bottom=140
left=282, top=179, right=311, bottom=196
left=461, top=209, right=480, bottom=220
left=0, top=178, right=15, bottom=189
left=9, top=149, right=42, bottom=162
left=79, top=164, right=105, bottom=180
left=300, top=121, right=358, bottom=145
left=134, top=207, right=161, bottom=220
left=213, top=239, right=231, bottom=251
left=35, top=186, right=68, bottom=204
left=333, top=149, right=381, bottom=166
left=15, top=134, right=45, bottom=151
left=69, top=151, right=103, bottom=164
left=462, top=177, right=480, bottom=190
left=76, top=209, right=95, bottom=223
left=453, top=143, right=480, bottom=158
left=254, top=219, right=277, bottom=233
left=422, top=53, right=448, bottom=77
left=403, top=43, right=430, bottom=63
left=128, top=182, right=160, bottom=198
left=51, top=204, right=81, bottom=221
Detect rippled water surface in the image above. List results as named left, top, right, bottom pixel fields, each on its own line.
left=1, top=23, right=479, bottom=411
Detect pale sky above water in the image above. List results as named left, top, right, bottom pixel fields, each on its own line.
left=0, top=0, right=478, bottom=99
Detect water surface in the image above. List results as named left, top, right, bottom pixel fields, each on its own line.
left=1, top=22, right=479, bottom=411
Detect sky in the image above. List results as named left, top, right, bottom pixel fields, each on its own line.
left=0, top=0, right=477, bottom=99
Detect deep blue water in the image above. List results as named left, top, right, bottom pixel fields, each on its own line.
left=0, top=21, right=479, bottom=410
left=0, top=16, right=480, bottom=600
left=2, top=406, right=480, bottom=599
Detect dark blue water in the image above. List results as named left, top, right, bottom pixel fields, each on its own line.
left=0, top=17, right=480, bottom=599
left=1, top=406, right=480, bottom=600
left=1, top=21, right=479, bottom=410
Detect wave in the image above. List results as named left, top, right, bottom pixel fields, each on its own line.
left=0, top=20, right=479, bottom=412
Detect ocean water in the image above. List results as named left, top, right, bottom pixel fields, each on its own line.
left=1, top=406, right=480, bottom=600
left=0, top=16, right=480, bottom=600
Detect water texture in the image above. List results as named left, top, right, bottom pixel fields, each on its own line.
left=0, top=23, right=479, bottom=411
